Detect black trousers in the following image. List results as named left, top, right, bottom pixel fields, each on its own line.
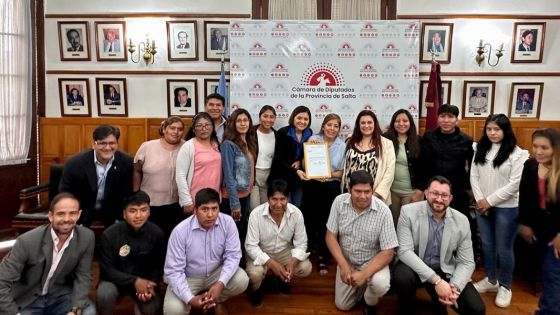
left=149, top=202, right=184, bottom=240
left=392, top=261, right=485, bottom=315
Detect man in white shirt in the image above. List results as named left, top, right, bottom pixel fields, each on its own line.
left=245, top=179, right=312, bottom=307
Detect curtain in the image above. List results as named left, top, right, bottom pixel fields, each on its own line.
left=268, top=0, right=318, bottom=20
left=331, top=0, right=380, bottom=20
left=0, top=0, right=32, bottom=166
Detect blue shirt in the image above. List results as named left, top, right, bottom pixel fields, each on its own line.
left=94, top=151, right=114, bottom=210
left=308, top=134, right=346, bottom=174
left=423, top=210, right=445, bottom=269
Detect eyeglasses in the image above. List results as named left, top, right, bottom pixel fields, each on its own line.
left=194, top=124, right=212, bottom=130
left=428, top=191, right=451, bottom=200
left=94, top=141, right=118, bottom=147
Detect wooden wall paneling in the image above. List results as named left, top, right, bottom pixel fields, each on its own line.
left=63, top=125, right=83, bottom=156
left=126, top=125, right=148, bottom=155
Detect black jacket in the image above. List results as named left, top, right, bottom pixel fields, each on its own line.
left=418, top=127, right=473, bottom=194
left=268, top=126, right=311, bottom=190
left=59, top=149, right=133, bottom=226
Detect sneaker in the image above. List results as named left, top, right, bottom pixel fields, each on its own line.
left=249, top=288, right=263, bottom=307
left=275, top=276, right=291, bottom=295
left=473, top=277, right=499, bottom=293
left=495, top=286, right=512, bottom=308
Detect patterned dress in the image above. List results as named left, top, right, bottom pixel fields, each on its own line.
left=343, top=145, right=378, bottom=188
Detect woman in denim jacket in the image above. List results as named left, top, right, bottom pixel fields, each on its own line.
left=220, top=108, right=257, bottom=242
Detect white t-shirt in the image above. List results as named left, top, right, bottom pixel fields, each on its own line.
left=256, top=129, right=275, bottom=169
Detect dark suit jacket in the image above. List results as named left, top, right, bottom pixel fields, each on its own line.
left=210, top=36, right=228, bottom=50
left=67, top=44, right=84, bottom=52
left=104, top=92, right=121, bottom=105
left=59, top=149, right=133, bottom=226
left=0, top=225, right=95, bottom=314
left=518, top=43, right=535, bottom=52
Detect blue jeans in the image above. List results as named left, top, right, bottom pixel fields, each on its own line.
left=475, top=206, right=518, bottom=288
left=539, top=245, right=560, bottom=314
left=21, top=293, right=96, bottom=315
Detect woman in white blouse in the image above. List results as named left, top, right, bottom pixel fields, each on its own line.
left=250, top=105, right=277, bottom=210
left=470, top=114, right=529, bottom=308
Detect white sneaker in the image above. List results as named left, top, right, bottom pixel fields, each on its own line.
left=473, top=277, right=499, bottom=293
left=495, top=286, right=512, bottom=308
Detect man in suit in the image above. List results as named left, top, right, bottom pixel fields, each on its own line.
left=0, top=193, right=96, bottom=315
left=518, top=29, right=535, bottom=52
left=176, top=31, right=190, bottom=49
left=392, top=175, right=485, bottom=315
left=174, top=87, right=191, bottom=107
left=210, top=29, right=228, bottom=51
left=104, top=85, right=121, bottom=105
left=66, top=29, right=84, bottom=52
left=59, top=124, right=133, bottom=227
left=67, top=88, right=84, bottom=106
left=103, top=29, right=120, bottom=53
left=515, top=91, right=533, bottom=114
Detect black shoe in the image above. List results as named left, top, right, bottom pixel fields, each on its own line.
left=249, top=288, right=263, bottom=307
left=363, top=305, right=377, bottom=315
left=275, top=276, right=291, bottom=295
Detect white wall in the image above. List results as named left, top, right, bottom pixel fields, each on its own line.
left=398, top=0, right=560, bottom=15
left=44, top=0, right=251, bottom=117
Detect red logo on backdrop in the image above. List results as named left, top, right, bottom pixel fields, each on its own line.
left=300, top=63, right=345, bottom=86
left=408, top=104, right=418, bottom=112
left=381, top=84, right=400, bottom=98
left=249, top=42, right=267, bottom=57
left=249, top=83, right=266, bottom=98
left=272, top=22, right=290, bottom=37
left=315, top=103, right=332, bottom=120
left=230, top=23, right=245, bottom=37
left=404, top=64, right=418, bottom=79
left=342, top=124, right=351, bottom=130
left=360, top=64, right=378, bottom=79
left=363, top=104, right=374, bottom=111
left=231, top=104, right=241, bottom=110
left=292, top=43, right=311, bottom=57
left=360, top=23, right=378, bottom=38
left=316, top=23, right=334, bottom=38
left=404, top=22, right=419, bottom=38
left=337, top=43, right=356, bottom=58
left=382, top=43, right=400, bottom=58
left=275, top=104, right=290, bottom=118
left=270, top=63, right=289, bottom=78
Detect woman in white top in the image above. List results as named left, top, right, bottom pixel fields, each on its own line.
left=470, top=114, right=529, bottom=308
left=249, top=105, right=277, bottom=210
left=133, top=116, right=185, bottom=237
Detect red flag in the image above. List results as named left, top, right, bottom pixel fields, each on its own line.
left=424, top=61, right=442, bottom=130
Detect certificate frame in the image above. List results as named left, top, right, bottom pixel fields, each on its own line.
left=303, top=142, right=331, bottom=179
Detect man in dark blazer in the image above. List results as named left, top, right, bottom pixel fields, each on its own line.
left=59, top=124, right=133, bottom=227
left=0, top=193, right=96, bottom=315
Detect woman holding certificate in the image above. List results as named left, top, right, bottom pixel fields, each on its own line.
left=221, top=108, right=257, bottom=242
left=269, top=106, right=313, bottom=207
left=342, top=110, right=395, bottom=205
left=300, top=113, right=346, bottom=275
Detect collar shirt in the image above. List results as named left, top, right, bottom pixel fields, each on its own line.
left=94, top=150, right=114, bottom=210
left=164, top=213, right=241, bottom=304
left=424, top=210, right=445, bottom=269
left=42, top=228, right=74, bottom=295
left=326, top=193, right=398, bottom=267
left=215, top=116, right=227, bottom=143
left=245, top=202, right=309, bottom=266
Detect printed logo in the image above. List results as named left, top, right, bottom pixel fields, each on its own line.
left=270, top=83, right=290, bottom=98
left=229, top=42, right=245, bottom=57
left=248, top=42, right=267, bottom=57
left=337, top=23, right=356, bottom=38
left=275, top=104, right=290, bottom=119
left=407, top=104, right=418, bottom=113
left=270, top=43, right=289, bottom=57
left=382, top=43, right=400, bottom=58
left=358, top=84, right=378, bottom=99
left=403, top=64, right=418, bottom=79
left=230, top=22, right=245, bottom=37
left=271, top=22, right=290, bottom=37
left=316, top=43, right=334, bottom=58
left=248, top=83, right=267, bottom=98
left=230, top=63, right=245, bottom=78
left=381, top=83, right=400, bottom=98
left=230, top=83, right=244, bottom=97
left=381, top=64, right=400, bottom=79
left=337, top=43, right=356, bottom=58
left=292, top=43, right=312, bottom=57
left=315, top=23, right=334, bottom=38
left=300, top=63, right=345, bottom=86
left=247, top=22, right=267, bottom=37
left=360, top=23, right=379, bottom=38
left=270, top=63, right=289, bottom=78
left=404, top=22, right=420, bottom=38
left=359, top=43, right=378, bottom=58
left=359, top=64, right=378, bottom=79
left=314, top=103, right=332, bottom=120
left=249, top=63, right=267, bottom=78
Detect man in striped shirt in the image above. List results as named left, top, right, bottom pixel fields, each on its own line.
left=245, top=179, right=312, bottom=307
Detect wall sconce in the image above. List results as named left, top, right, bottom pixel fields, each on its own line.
left=128, top=37, right=157, bottom=65
left=475, top=39, right=504, bottom=67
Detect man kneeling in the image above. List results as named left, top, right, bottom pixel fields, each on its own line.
left=245, top=179, right=312, bottom=306
left=164, top=188, right=249, bottom=314
left=97, top=191, right=166, bottom=315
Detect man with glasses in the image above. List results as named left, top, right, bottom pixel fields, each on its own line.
left=164, top=188, right=249, bottom=315
left=392, top=176, right=485, bottom=315
left=184, top=93, right=227, bottom=142
left=60, top=124, right=133, bottom=227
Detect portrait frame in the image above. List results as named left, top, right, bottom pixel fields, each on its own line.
left=420, top=23, right=453, bottom=64
left=167, top=21, right=198, bottom=61
left=511, top=22, right=546, bottom=63
left=57, top=21, right=90, bottom=61
left=95, top=78, right=128, bottom=117
left=204, top=21, right=230, bottom=61
left=167, top=79, right=199, bottom=118
left=419, top=80, right=452, bottom=118
left=58, top=78, right=91, bottom=117
left=508, top=82, right=543, bottom=120
left=462, top=81, right=495, bottom=119
left=95, top=21, right=127, bottom=61
left=204, top=78, right=230, bottom=109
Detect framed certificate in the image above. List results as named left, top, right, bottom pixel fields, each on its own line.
left=303, top=143, right=331, bottom=179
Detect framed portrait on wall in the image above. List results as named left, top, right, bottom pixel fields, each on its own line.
left=508, top=82, right=543, bottom=119
left=58, top=78, right=91, bottom=117
left=204, top=21, right=230, bottom=61
left=462, top=81, right=495, bottom=119
left=420, top=23, right=453, bottom=64
left=167, top=79, right=198, bottom=117
left=511, top=22, right=546, bottom=63
left=419, top=80, right=452, bottom=118
left=95, top=21, right=127, bottom=61
left=167, top=21, right=198, bottom=61
left=204, top=78, right=230, bottom=109
left=95, top=78, right=128, bottom=116
left=57, top=21, right=90, bottom=61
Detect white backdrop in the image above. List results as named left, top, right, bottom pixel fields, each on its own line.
left=229, top=20, right=420, bottom=136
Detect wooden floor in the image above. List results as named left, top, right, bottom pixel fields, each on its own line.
left=100, top=257, right=540, bottom=315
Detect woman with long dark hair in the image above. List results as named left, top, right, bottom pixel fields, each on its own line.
left=342, top=110, right=395, bottom=204
left=269, top=105, right=313, bottom=207
left=470, top=114, right=528, bottom=308
left=382, top=109, right=422, bottom=225
left=221, top=108, right=257, bottom=241
left=518, top=128, right=560, bottom=314
left=250, top=105, right=277, bottom=210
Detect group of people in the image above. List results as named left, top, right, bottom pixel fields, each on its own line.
left=0, top=93, right=559, bottom=315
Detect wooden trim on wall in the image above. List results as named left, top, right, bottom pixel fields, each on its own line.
left=398, top=14, right=560, bottom=20
left=418, top=71, right=560, bottom=77
left=252, top=0, right=262, bottom=19
left=46, top=70, right=230, bottom=75
left=36, top=0, right=45, bottom=117
left=45, top=13, right=251, bottom=19
left=386, top=0, right=397, bottom=20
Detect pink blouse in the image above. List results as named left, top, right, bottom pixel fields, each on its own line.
left=190, top=139, right=222, bottom=200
